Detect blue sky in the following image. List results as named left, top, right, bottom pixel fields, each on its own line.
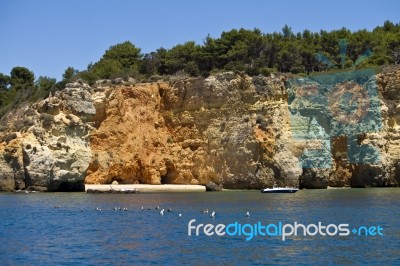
left=0, top=0, right=399, bottom=81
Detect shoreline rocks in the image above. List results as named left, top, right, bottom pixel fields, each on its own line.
left=86, top=188, right=139, bottom=194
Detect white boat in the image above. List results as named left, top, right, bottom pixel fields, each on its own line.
left=261, top=184, right=299, bottom=193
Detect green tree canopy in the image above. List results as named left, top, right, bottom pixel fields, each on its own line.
left=102, top=41, right=142, bottom=69
left=36, top=76, right=56, bottom=91
left=10, top=67, right=34, bottom=90
left=76, top=21, right=399, bottom=81
left=63, top=67, right=78, bottom=81
left=161, top=41, right=201, bottom=75
left=91, top=59, right=124, bottom=79
left=1, top=21, right=400, bottom=118
left=0, top=73, right=10, bottom=91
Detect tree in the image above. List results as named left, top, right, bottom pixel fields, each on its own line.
left=282, top=25, right=294, bottom=38
left=383, top=20, right=395, bottom=32
left=155, top=47, right=168, bottom=75
left=78, top=71, right=98, bottom=86
left=278, top=45, right=302, bottom=72
left=10, top=67, right=34, bottom=90
left=41, top=20, right=400, bottom=84
left=139, top=52, right=161, bottom=76
left=62, top=67, right=78, bottom=81
left=301, top=50, right=317, bottom=74
left=302, top=29, right=312, bottom=39
left=36, top=76, right=56, bottom=91
left=163, top=41, right=201, bottom=75
left=102, top=41, right=142, bottom=69
left=0, top=73, right=12, bottom=108
left=82, top=41, right=143, bottom=82
left=204, top=28, right=266, bottom=71
left=32, top=76, right=57, bottom=100
left=0, top=73, right=10, bottom=91
left=91, top=59, right=123, bottom=79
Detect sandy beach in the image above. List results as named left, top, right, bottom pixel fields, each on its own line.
left=85, top=184, right=206, bottom=193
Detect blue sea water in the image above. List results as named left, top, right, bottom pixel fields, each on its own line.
left=0, top=189, right=399, bottom=265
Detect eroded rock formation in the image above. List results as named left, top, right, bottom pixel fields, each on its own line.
left=0, top=68, right=399, bottom=191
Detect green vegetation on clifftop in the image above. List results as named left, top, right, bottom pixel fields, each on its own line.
left=0, top=21, right=399, bottom=118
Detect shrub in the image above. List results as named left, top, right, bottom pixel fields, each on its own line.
left=290, top=66, right=304, bottom=74
left=256, top=114, right=268, bottom=131
left=224, top=61, right=245, bottom=72
left=39, top=113, right=54, bottom=128
left=245, top=66, right=260, bottom=76
left=12, top=117, right=34, bottom=132
left=259, top=68, right=276, bottom=77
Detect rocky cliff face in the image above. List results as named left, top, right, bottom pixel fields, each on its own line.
left=0, top=68, right=399, bottom=191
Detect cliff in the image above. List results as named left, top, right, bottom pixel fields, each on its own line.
left=0, top=68, right=399, bottom=191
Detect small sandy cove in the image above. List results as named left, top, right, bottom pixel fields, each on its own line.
left=85, top=184, right=206, bottom=193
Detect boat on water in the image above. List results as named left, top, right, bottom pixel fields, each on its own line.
left=261, top=184, right=299, bottom=193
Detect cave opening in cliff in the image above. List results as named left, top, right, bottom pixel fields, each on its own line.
left=161, top=172, right=174, bottom=184
left=111, top=176, right=124, bottom=184
left=54, top=181, right=85, bottom=192
left=161, top=161, right=175, bottom=184
left=160, top=175, right=168, bottom=184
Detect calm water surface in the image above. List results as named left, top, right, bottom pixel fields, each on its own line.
left=0, top=189, right=399, bottom=265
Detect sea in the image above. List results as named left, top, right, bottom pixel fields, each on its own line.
left=0, top=188, right=399, bottom=265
